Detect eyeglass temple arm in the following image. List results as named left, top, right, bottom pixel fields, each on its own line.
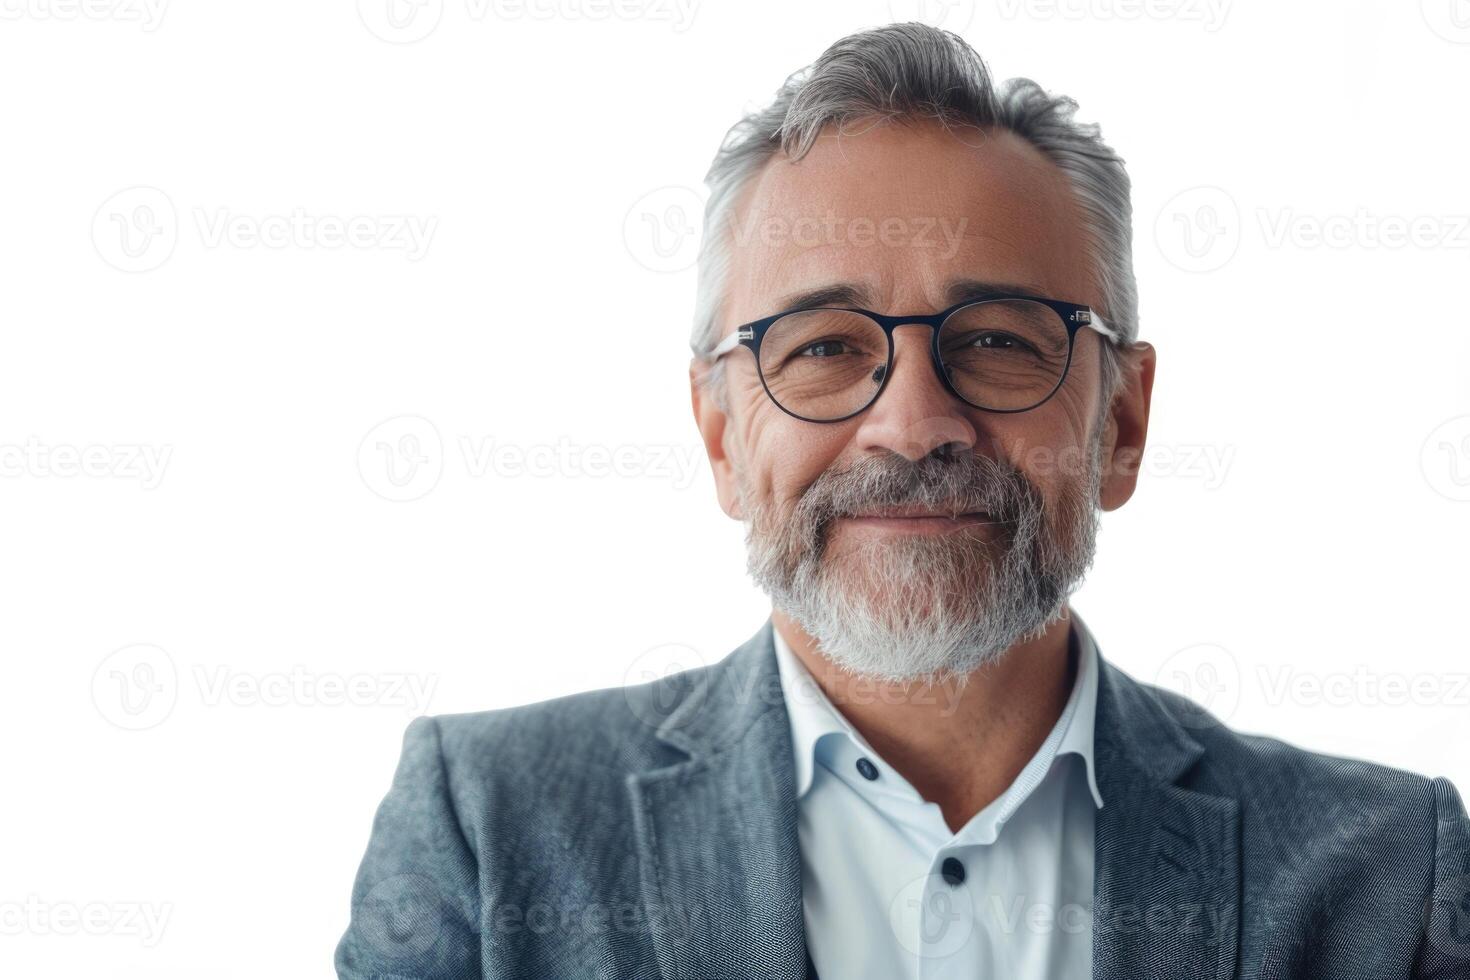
left=1091, top=315, right=1121, bottom=345
left=707, top=326, right=752, bottom=359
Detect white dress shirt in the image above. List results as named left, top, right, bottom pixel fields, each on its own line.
left=773, top=612, right=1105, bottom=980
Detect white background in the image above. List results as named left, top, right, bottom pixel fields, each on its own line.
left=2, top=0, right=1468, bottom=976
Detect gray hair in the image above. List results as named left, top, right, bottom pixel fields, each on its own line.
left=689, top=22, right=1137, bottom=417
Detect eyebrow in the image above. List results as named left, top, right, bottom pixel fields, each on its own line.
left=769, top=277, right=1057, bottom=314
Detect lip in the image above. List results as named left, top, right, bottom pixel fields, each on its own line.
left=838, top=510, right=999, bottom=534
left=847, top=506, right=985, bottom=519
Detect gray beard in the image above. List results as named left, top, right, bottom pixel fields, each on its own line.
left=739, top=437, right=1102, bottom=683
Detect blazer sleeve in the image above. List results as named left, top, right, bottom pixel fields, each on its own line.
left=1415, top=775, right=1470, bottom=978
left=335, top=715, right=482, bottom=979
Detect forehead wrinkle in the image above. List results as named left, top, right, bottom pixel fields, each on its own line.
left=723, top=121, right=1101, bottom=327
left=739, top=236, right=1068, bottom=320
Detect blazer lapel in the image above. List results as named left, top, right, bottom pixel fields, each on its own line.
left=1092, top=652, right=1242, bottom=980
left=626, top=619, right=1241, bottom=979
left=627, top=618, right=810, bottom=980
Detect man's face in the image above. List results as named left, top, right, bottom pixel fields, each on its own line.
left=693, top=118, right=1146, bottom=681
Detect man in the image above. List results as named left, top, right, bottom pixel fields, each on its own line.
left=336, top=22, right=1470, bottom=979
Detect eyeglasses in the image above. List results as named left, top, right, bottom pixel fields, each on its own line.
left=706, top=293, right=1121, bottom=423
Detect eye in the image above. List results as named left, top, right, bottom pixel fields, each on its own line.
left=973, top=331, right=1034, bottom=352
left=943, top=330, right=1043, bottom=358
left=796, top=339, right=856, bottom=357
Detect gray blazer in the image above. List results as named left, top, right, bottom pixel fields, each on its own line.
left=335, top=618, right=1470, bottom=978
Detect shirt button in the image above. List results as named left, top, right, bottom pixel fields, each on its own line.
left=940, top=857, right=966, bottom=886
left=855, top=757, right=879, bottom=781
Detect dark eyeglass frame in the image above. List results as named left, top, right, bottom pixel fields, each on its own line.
left=706, top=293, right=1122, bottom=424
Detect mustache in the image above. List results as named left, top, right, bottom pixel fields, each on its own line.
left=794, top=450, right=1040, bottom=530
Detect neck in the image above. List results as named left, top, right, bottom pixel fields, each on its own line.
left=771, top=604, right=1077, bottom=834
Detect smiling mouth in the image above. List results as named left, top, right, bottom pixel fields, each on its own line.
left=837, top=509, right=1002, bottom=532
left=847, top=506, right=989, bottom=519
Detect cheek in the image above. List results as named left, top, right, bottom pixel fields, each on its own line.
left=1045, top=369, right=1102, bottom=447
left=988, top=398, right=1099, bottom=501
left=732, top=386, right=851, bottom=511
left=1015, top=355, right=1102, bottom=459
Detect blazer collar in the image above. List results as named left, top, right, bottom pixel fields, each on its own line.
left=772, top=610, right=1106, bottom=810
left=1091, top=636, right=1242, bottom=980
left=626, top=617, right=808, bottom=980
left=627, top=615, right=1242, bottom=980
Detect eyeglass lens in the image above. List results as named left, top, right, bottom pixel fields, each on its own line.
left=755, top=299, right=1072, bottom=420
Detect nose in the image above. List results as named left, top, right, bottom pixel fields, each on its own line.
left=853, top=325, right=977, bottom=462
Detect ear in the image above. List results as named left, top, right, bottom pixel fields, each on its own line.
left=1098, top=341, right=1156, bottom=512
left=690, top=359, right=744, bottom=520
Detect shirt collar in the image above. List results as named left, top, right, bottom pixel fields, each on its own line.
left=773, top=610, right=1105, bottom=811
left=1060, top=609, right=1105, bottom=809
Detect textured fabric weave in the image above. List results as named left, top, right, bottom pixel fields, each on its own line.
left=335, top=617, right=1470, bottom=979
